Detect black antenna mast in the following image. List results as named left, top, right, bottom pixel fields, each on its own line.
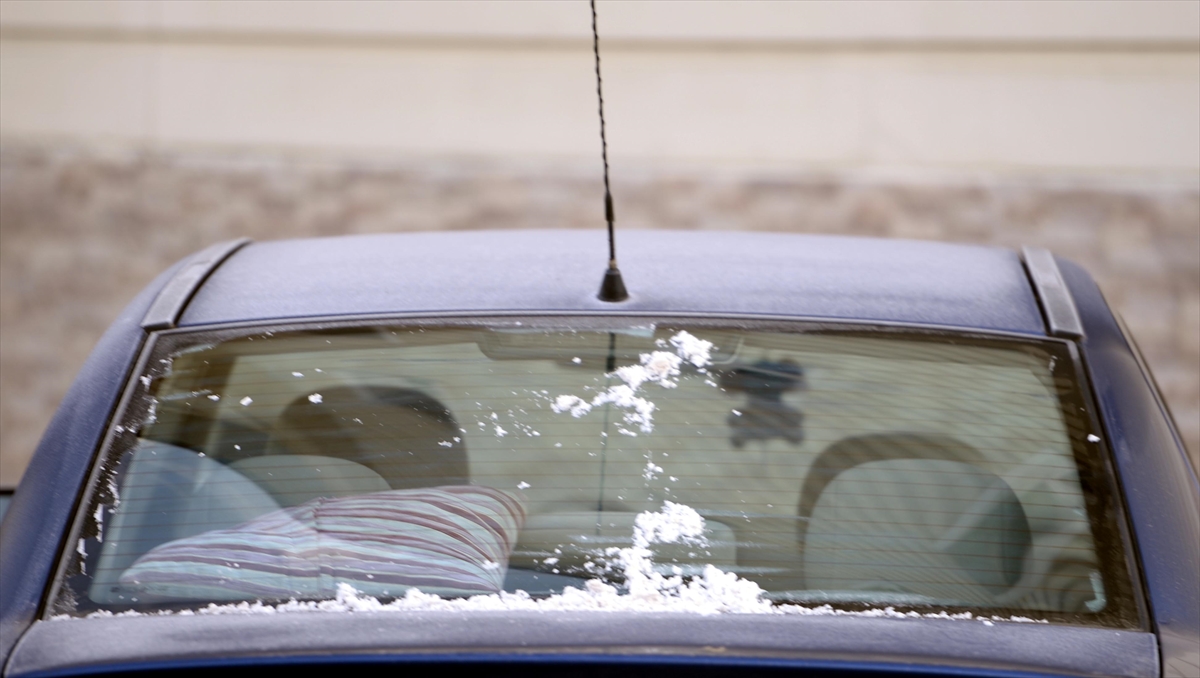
left=592, top=0, right=628, bottom=302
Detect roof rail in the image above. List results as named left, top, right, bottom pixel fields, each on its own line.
left=142, top=238, right=252, bottom=330
left=1021, top=246, right=1084, bottom=340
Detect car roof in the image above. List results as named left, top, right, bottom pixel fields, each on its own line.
left=177, top=230, right=1047, bottom=335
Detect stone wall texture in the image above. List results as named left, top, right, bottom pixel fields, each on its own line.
left=1, top=143, right=1196, bottom=484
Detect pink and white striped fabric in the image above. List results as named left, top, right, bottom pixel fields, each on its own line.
left=120, top=485, right=527, bottom=601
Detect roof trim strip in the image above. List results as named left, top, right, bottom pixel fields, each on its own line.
left=142, top=238, right=252, bottom=331
left=1021, top=246, right=1084, bottom=339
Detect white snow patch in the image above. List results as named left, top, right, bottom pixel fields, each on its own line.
left=57, top=493, right=1053, bottom=625
left=551, top=331, right=716, bottom=434
left=308, top=393, right=323, bottom=404
left=517, top=481, right=531, bottom=490
left=292, top=372, right=304, bottom=378
left=438, top=441, right=453, bottom=448
left=93, top=504, right=105, bottom=543
left=106, top=477, right=121, bottom=508
left=239, top=397, right=253, bottom=406
left=1087, top=434, right=1101, bottom=443
left=62, top=595, right=1049, bottom=624
left=669, top=331, right=714, bottom=368
left=552, top=395, right=593, bottom=418
left=494, top=425, right=508, bottom=437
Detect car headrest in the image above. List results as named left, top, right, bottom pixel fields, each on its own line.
left=798, top=434, right=1031, bottom=606
left=268, top=386, right=468, bottom=490
left=230, top=455, right=390, bottom=507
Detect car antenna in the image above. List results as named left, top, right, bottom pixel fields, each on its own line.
left=591, top=0, right=629, bottom=302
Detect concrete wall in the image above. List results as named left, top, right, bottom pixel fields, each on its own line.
left=1, top=1, right=1197, bottom=484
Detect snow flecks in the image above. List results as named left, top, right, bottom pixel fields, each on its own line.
left=93, top=505, right=105, bottom=543
left=551, top=331, right=716, bottom=434
left=292, top=372, right=304, bottom=378
left=572, top=357, right=582, bottom=364
left=517, top=481, right=531, bottom=490
left=590, top=386, right=656, bottom=433
left=76, top=539, right=87, bottom=574
left=207, top=394, right=220, bottom=401
left=494, top=425, right=508, bottom=437
left=511, top=422, right=541, bottom=437
left=308, top=393, right=323, bottom=404
left=643, top=462, right=664, bottom=481
left=438, top=441, right=453, bottom=448
left=1087, top=434, right=1101, bottom=443
left=632, top=501, right=706, bottom=550
left=552, top=395, right=593, bottom=418
left=240, top=397, right=253, bottom=406
left=669, top=331, right=714, bottom=369
left=106, top=477, right=121, bottom=509
left=618, top=351, right=682, bottom=390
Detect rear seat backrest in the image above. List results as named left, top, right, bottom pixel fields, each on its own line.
left=90, top=440, right=280, bottom=602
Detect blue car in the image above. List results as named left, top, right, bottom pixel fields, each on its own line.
left=1, top=230, right=1196, bottom=677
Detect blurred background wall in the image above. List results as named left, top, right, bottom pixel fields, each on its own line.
left=1, top=0, right=1197, bottom=485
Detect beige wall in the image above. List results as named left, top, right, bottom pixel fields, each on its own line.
left=1, top=1, right=1198, bottom=486
left=2, top=0, right=1198, bottom=174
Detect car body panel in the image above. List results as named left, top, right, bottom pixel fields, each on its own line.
left=6, top=612, right=1158, bottom=678
left=2, top=232, right=1195, bottom=677
left=1060, top=259, right=1200, bottom=678
left=0, top=261, right=184, bottom=663
left=178, top=231, right=1047, bottom=335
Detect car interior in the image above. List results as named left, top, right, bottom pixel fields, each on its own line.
left=79, top=326, right=1107, bottom=616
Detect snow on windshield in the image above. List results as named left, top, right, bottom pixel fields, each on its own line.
left=63, top=499, right=1046, bottom=624
left=60, top=328, right=1072, bottom=626
left=551, top=330, right=714, bottom=436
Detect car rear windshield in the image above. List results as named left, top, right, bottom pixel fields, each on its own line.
left=54, top=319, right=1139, bottom=627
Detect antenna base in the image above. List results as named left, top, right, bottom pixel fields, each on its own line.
left=597, top=265, right=629, bottom=302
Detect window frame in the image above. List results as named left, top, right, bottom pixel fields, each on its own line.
left=45, top=312, right=1149, bottom=630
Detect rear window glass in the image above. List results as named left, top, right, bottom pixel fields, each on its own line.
left=53, top=319, right=1138, bottom=627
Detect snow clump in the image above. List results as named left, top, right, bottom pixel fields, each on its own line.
left=551, top=331, right=716, bottom=434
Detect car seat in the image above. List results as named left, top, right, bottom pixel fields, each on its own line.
left=267, top=386, right=469, bottom=491
left=797, top=433, right=1032, bottom=607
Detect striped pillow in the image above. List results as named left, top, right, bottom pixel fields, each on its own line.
left=119, top=485, right=526, bottom=601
